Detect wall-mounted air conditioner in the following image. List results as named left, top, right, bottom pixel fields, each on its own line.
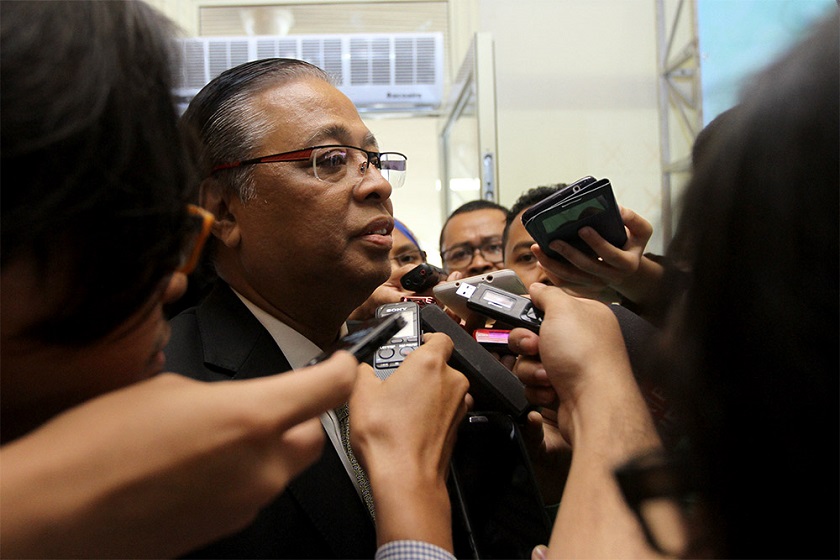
left=176, top=32, right=444, bottom=114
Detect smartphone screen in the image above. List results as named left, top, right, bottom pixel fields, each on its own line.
left=449, top=412, right=553, bottom=559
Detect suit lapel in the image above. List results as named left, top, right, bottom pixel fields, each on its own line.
left=194, top=282, right=377, bottom=554
left=195, top=283, right=291, bottom=379
left=288, top=442, right=378, bottom=556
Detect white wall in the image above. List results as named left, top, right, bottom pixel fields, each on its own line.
left=476, top=0, right=664, bottom=253
left=377, top=0, right=665, bottom=259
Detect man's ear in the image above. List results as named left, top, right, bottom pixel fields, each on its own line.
left=200, top=179, right=241, bottom=249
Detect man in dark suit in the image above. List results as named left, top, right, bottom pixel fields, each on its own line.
left=165, top=58, right=435, bottom=558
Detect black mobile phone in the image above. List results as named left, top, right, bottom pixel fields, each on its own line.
left=400, top=262, right=447, bottom=292
left=522, top=176, right=627, bottom=260
left=463, top=283, right=543, bottom=333
left=449, top=412, right=553, bottom=559
left=373, top=301, right=422, bottom=380
left=306, top=313, right=406, bottom=366
left=520, top=175, right=597, bottom=229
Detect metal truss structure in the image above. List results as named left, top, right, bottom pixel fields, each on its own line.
left=655, top=0, right=701, bottom=244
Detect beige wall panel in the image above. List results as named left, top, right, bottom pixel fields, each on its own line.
left=478, top=0, right=664, bottom=252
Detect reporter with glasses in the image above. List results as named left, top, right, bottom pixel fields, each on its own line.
left=166, top=58, right=469, bottom=559
left=511, top=10, right=838, bottom=559
left=438, top=200, right=509, bottom=277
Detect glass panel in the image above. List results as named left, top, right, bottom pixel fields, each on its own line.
left=439, top=33, right=498, bottom=220
left=444, top=85, right=480, bottom=215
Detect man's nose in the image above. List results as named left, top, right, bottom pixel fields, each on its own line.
left=466, top=255, right=495, bottom=275
left=355, top=162, right=393, bottom=202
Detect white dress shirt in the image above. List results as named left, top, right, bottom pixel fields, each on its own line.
left=232, top=290, right=362, bottom=501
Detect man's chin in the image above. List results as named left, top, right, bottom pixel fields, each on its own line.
left=356, top=262, right=392, bottom=295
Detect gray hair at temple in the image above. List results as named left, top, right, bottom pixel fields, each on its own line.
left=181, top=58, right=334, bottom=201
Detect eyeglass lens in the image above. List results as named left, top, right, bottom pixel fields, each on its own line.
left=311, top=146, right=406, bottom=188
left=443, top=240, right=503, bottom=268
left=391, top=249, right=426, bottom=266
left=614, top=450, right=706, bottom=557
left=638, top=497, right=692, bottom=556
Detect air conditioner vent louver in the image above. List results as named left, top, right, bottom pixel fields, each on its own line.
left=175, top=32, right=443, bottom=113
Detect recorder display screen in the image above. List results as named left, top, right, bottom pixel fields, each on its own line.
left=392, top=309, right=417, bottom=338
left=481, top=289, right=517, bottom=311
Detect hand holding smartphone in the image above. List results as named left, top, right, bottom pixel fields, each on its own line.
left=521, top=175, right=627, bottom=261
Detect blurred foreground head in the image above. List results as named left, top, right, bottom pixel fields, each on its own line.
left=1, top=0, right=198, bottom=441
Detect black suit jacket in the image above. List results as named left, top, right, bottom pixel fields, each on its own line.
left=165, top=282, right=377, bottom=559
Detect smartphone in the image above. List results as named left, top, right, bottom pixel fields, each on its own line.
left=400, top=262, right=447, bottom=292
left=464, top=283, right=543, bottom=333
left=373, top=301, right=422, bottom=380
left=520, top=176, right=597, bottom=228
left=306, top=313, right=406, bottom=366
left=522, top=176, right=627, bottom=260
left=449, top=412, right=553, bottom=559
left=433, top=269, right=527, bottom=324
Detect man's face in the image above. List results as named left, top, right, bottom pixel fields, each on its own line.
left=440, top=208, right=506, bottom=276
left=213, top=77, right=394, bottom=329
left=504, top=208, right=551, bottom=290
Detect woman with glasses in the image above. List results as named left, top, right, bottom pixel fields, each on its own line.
left=349, top=218, right=442, bottom=321
left=511, top=10, right=838, bottom=559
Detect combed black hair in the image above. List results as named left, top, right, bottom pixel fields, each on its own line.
left=502, top=184, right=568, bottom=254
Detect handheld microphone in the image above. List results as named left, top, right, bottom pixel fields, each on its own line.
left=420, top=304, right=530, bottom=419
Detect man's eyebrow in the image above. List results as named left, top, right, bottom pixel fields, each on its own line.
left=512, top=241, right=535, bottom=253
left=303, top=125, right=348, bottom=146
left=304, top=125, right=378, bottom=149
left=393, top=242, right=418, bottom=254
left=363, top=131, right=378, bottom=150
left=450, top=234, right=503, bottom=246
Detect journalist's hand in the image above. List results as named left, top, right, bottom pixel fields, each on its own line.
left=349, top=332, right=470, bottom=550
left=0, top=353, right=357, bottom=559
left=533, top=206, right=653, bottom=300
